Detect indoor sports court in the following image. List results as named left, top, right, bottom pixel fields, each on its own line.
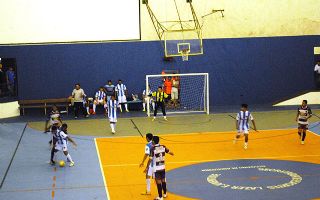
left=1, top=0, right=320, bottom=200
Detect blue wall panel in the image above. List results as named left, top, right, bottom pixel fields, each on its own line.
left=0, top=36, right=319, bottom=107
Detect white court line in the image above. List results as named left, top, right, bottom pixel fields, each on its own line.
left=103, top=154, right=320, bottom=167
left=94, top=138, right=111, bottom=200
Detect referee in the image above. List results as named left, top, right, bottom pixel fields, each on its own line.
left=150, top=86, right=168, bottom=121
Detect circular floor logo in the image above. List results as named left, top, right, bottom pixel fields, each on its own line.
left=205, top=165, right=302, bottom=191
left=167, top=159, right=320, bottom=200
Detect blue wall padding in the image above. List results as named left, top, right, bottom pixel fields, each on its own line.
left=0, top=35, right=319, bottom=106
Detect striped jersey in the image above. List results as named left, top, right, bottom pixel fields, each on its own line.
left=297, top=106, right=312, bottom=125
left=48, top=110, right=60, bottom=121
left=152, top=91, right=168, bottom=102
left=56, top=130, right=68, bottom=146
left=236, top=111, right=254, bottom=131
left=104, top=84, right=115, bottom=96
left=116, top=84, right=127, bottom=97
left=143, top=89, right=152, bottom=96
left=107, top=99, right=118, bottom=119
left=95, top=91, right=106, bottom=101
left=150, top=144, right=170, bottom=172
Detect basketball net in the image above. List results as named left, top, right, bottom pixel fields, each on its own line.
left=181, top=49, right=190, bottom=61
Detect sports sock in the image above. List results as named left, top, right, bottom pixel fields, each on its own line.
left=162, top=182, right=167, bottom=194
left=110, top=124, right=114, bottom=132
left=146, top=179, right=151, bottom=192
left=156, top=183, right=162, bottom=198
left=66, top=153, right=73, bottom=162
left=302, top=132, right=306, bottom=141
left=93, top=104, right=96, bottom=112
left=119, top=105, right=123, bottom=112
left=143, top=103, right=146, bottom=110
left=125, top=104, right=128, bottom=111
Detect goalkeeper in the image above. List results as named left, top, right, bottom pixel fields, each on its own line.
left=149, top=86, right=168, bottom=121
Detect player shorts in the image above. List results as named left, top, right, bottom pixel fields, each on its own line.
left=109, top=117, right=117, bottom=123
left=118, top=95, right=127, bottom=103
left=171, top=87, right=178, bottom=100
left=49, top=119, right=60, bottom=126
left=298, top=123, right=308, bottom=130
left=55, top=144, right=68, bottom=151
left=237, top=127, right=249, bottom=134
left=95, top=99, right=104, bottom=104
left=146, top=165, right=154, bottom=177
left=154, top=170, right=166, bottom=180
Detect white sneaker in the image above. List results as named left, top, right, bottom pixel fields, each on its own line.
left=301, top=141, right=305, bottom=145
left=163, top=193, right=167, bottom=198
left=152, top=117, right=156, bottom=121
left=143, top=109, right=146, bottom=112
left=69, top=161, right=75, bottom=167
left=244, top=143, right=248, bottom=149
left=126, top=110, right=129, bottom=112
left=164, top=117, right=168, bottom=121
left=112, top=131, right=115, bottom=134
left=154, top=197, right=163, bottom=200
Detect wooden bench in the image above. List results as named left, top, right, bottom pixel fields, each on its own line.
left=19, top=98, right=70, bottom=116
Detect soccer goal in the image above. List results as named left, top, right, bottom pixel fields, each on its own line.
left=146, top=73, right=209, bottom=117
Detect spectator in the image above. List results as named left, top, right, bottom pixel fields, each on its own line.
left=115, top=79, right=129, bottom=112
left=71, top=83, right=89, bottom=119
left=0, top=64, right=6, bottom=96
left=93, top=87, right=107, bottom=115
left=6, top=67, right=15, bottom=96
left=314, top=61, right=320, bottom=89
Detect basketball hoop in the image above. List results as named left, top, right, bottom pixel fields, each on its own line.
left=181, top=49, right=190, bottom=61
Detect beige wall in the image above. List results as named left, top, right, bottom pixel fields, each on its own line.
left=141, top=0, right=320, bottom=41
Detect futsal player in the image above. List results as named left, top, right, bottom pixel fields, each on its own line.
left=146, top=136, right=174, bottom=200
left=139, top=133, right=154, bottom=195
left=115, top=79, right=129, bottom=112
left=142, top=85, right=155, bottom=112
left=150, top=86, right=168, bottom=121
left=44, top=105, right=62, bottom=133
left=50, top=123, right=77, bottom=167
left=234, top=104, right=257, bottom=149
left=93, top=87, right=107, bottom=115
left=107, top=95, right=118, bottom=134
left=296, top=100, right=312, bottom=145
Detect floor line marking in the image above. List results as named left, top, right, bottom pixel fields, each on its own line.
left=102, top=154, right=320, bottom=167
left=94, top=138, right=111, bottom=200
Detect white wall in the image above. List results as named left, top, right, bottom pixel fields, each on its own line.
left=0, top=0, right=140, bottom=44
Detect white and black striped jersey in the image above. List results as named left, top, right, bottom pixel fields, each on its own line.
left=95, top=90, right=106, bottom=101
left=297, top=106, right=312, bottom=125
left=115, top=84, right=127, bottom=97
left=150, top=144, right=170, bottom=172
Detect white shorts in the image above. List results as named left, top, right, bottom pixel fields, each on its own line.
left=55, top=144, right=68, bottom=151
left=95, top=99, right=104, bottom=104
left=237, top=128, right=249, bottom=134
left=49, top=119, right=60, bottom=126
left=109, top=117, right=117, bottom=123
left=147, top=165, right=154, bottom=177
left=118, top=95, right=127, bottom=103
left=171, top=87, right=178, bottom=100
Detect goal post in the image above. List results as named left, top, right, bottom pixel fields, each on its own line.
left=146, top=73, right=209, bottom=117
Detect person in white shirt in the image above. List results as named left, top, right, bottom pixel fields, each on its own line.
left=72, top=83, right=89, bottom=119
left=314, top=61, right=320, bottom=74
left=115, top=79, right=129, bottom=112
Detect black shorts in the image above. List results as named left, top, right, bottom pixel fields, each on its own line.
left=298, top=124, right=308, bottom=130
left=155, top=170, right=166, bottom=180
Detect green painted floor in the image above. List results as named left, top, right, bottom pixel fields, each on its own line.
left=28, top=110, right=320, bottom=137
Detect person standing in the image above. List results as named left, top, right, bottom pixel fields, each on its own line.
left=314, top=61, right=320, bottom=89
left=296, top=100, right=312, bottom=145
left=104, top=80, right=115, bottom=101
left=72, top=83, right=89, bottom=119
left=0, top=64, right=6, bottom=97
left=142, top=85, right=155, bottom=112
left=233, top=104, right=257, bottom=149
left=150, top=86, right=168, bottom=121
left=171, top=76, right=179, bottom=107
left=146, top=136, right=174, bottom=200
left=107, top=95, right=118, bottom=134
left=139, top=133, right=154, bottom=195
left=115, top=79, right=129, bottom=112
left=6, top=67, right=15, bottom=96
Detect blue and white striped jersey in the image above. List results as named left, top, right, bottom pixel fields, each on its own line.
left=95, top=91, right=106, bottom=101
left=56, top=130, right=68, bottom=146
left=107, top=99, right=118, bottom=119
left=236, top=111, right=254, bottom=131
left=116, top=84, right=127, bottom=97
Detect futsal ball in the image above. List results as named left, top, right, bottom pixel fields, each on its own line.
left=59, top=160, right=65, bottom=167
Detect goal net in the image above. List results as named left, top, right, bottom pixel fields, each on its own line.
left=146, top=73, right=209, bottom=117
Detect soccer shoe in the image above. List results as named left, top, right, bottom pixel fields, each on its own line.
left=143, top=109, right=146, bottom=112
left=164, top=118, right=168, bottom=121
left=244, top=143, right=248, bottom=149
left=141, top=191, right=151, bottom=195
left=152, top=117, right=156, bottom=121
left=126, top=110, right=129, bottom=112
left=301, top=141, right=305, bottom=145
left=49, top=160, right=56, bottom=165
left=69, top=161, right=75, bottom=167
left=85, top=114, right=89, bottom=118
left=112, top=131, right=115, bottom=134
left=163, top=193, right=167, bottom=198
left=74, top=116, right=78, bottom=119
left=154, top=197, right=163, bottom=200
left=92, top=112, right=96, bottom=115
